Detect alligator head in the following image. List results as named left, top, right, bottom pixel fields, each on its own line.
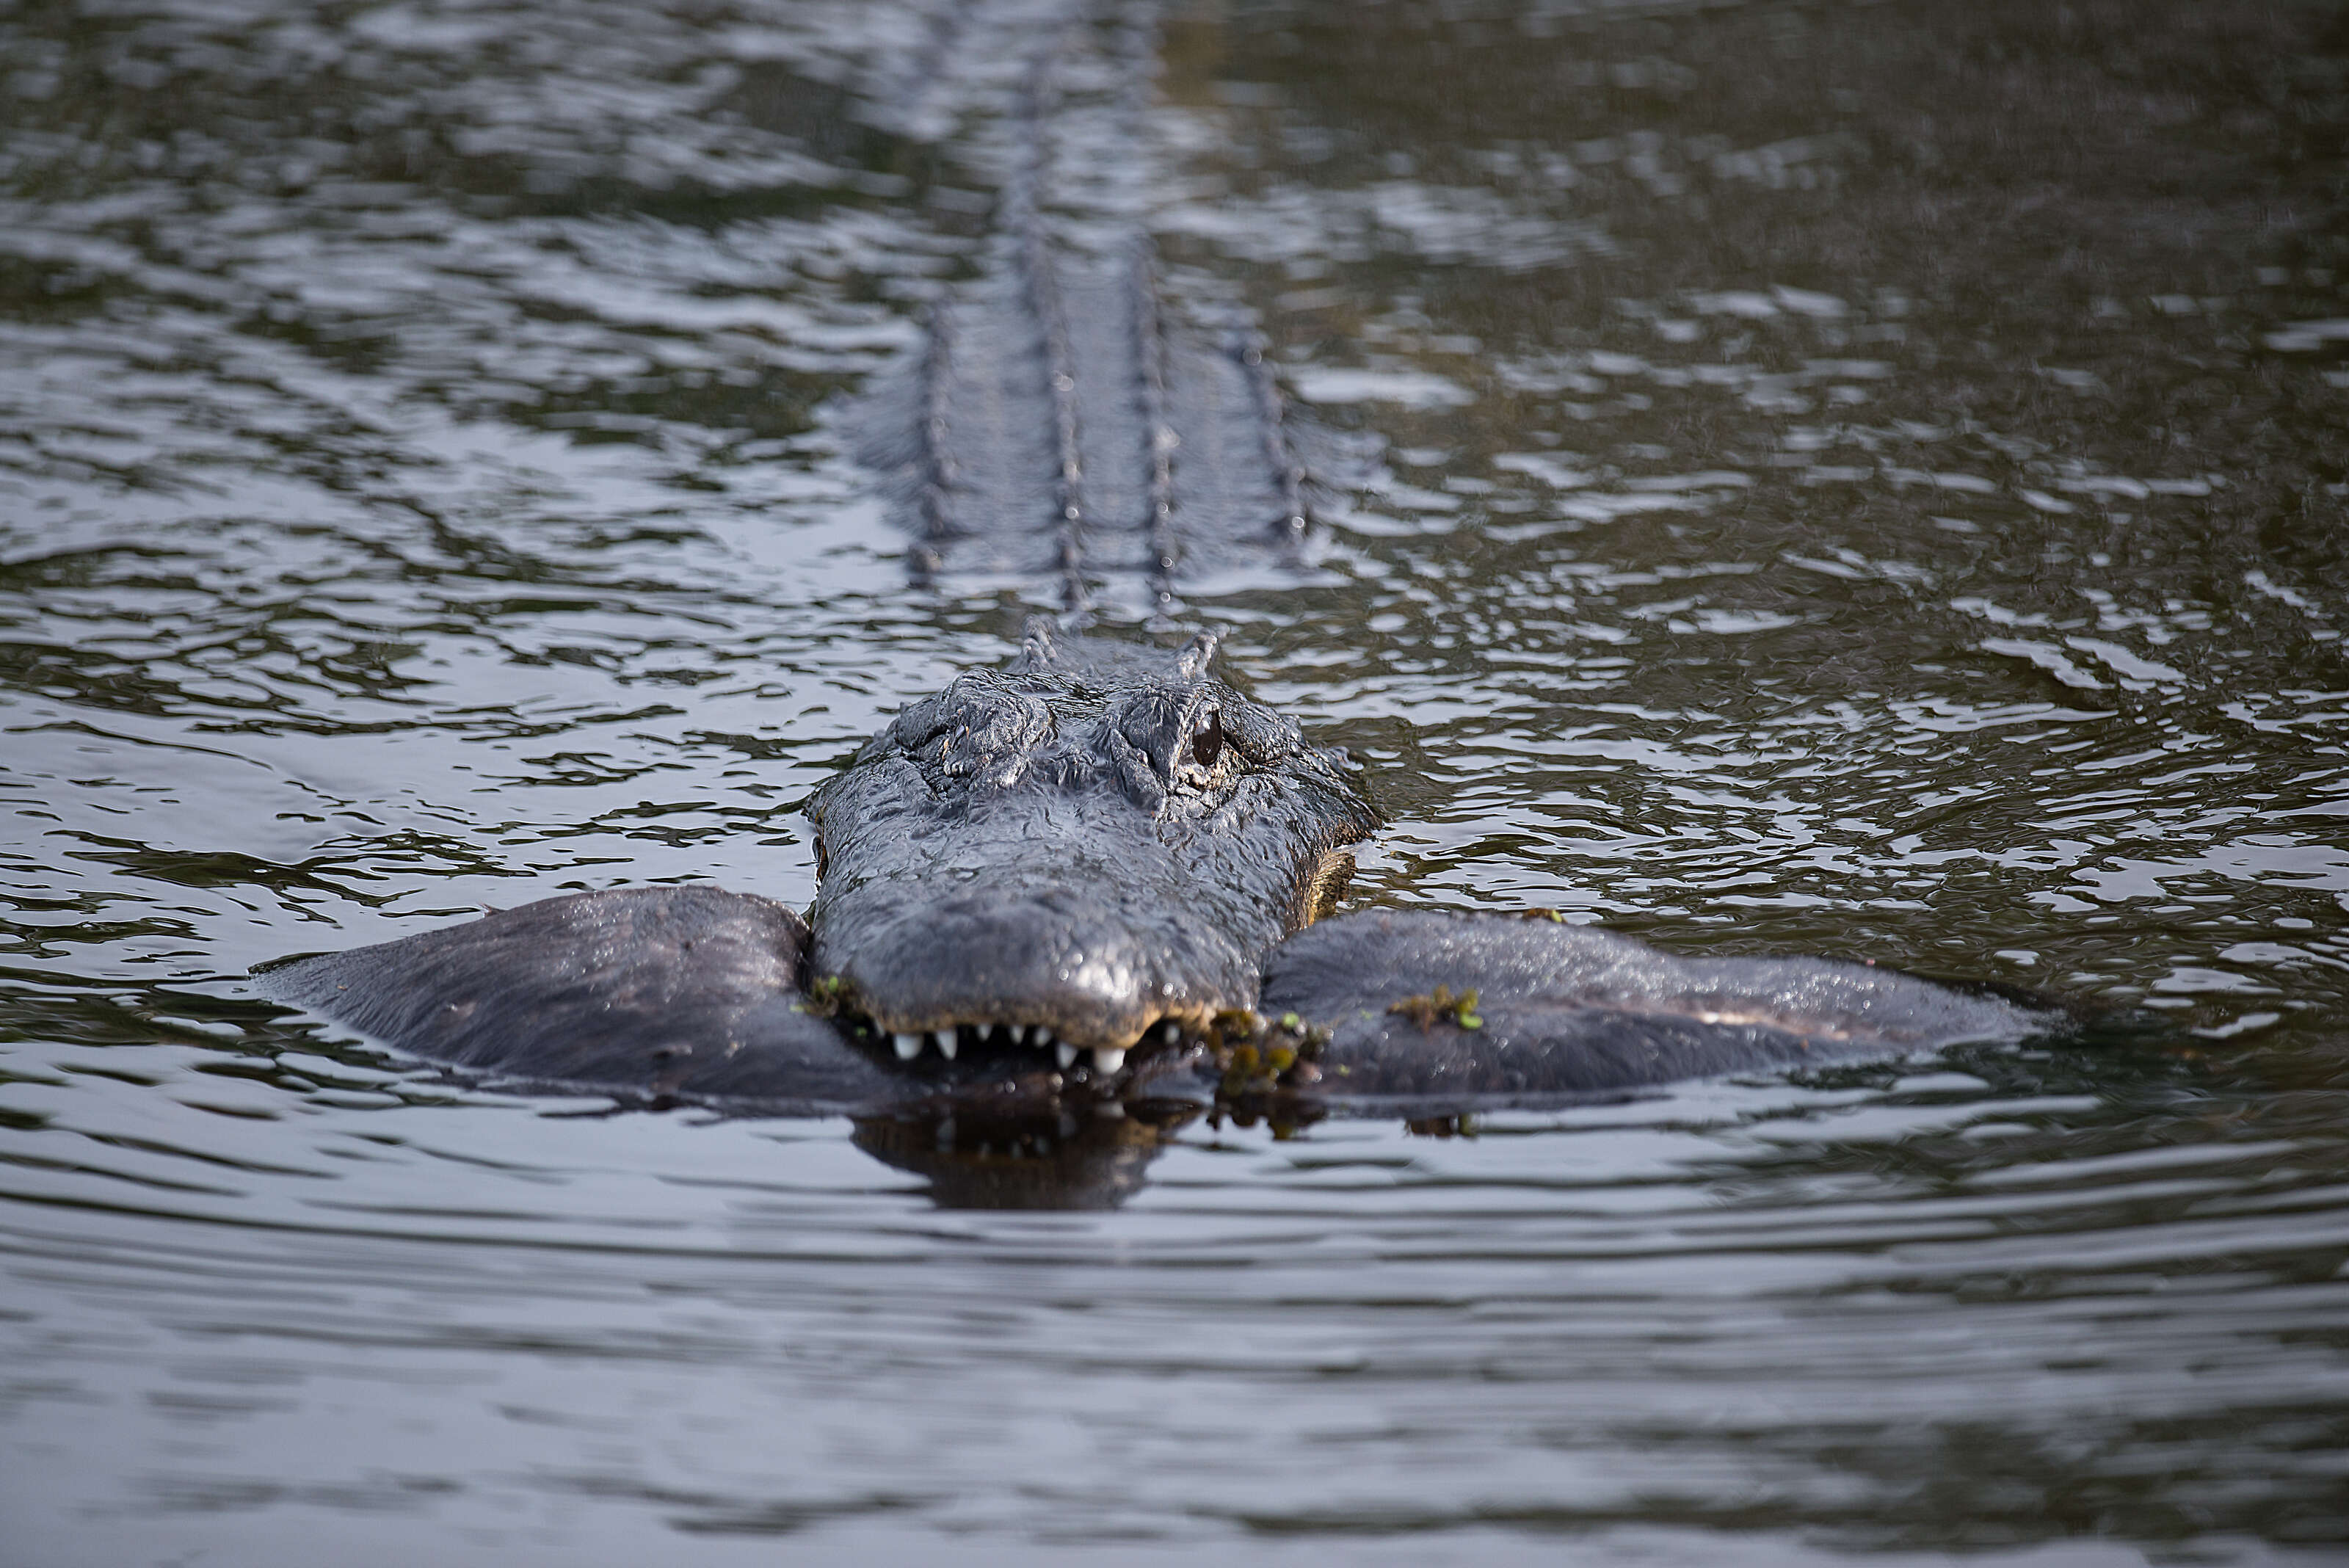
left=804, top=621, right=1378, bottom=1072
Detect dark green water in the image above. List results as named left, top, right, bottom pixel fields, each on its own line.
left=3, top=1, right=2345, bottom=1562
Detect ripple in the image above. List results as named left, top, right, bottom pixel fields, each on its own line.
left=7, top=0, right=2349, bottom=1561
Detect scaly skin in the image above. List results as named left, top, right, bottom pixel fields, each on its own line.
left=805, top=621, right=1376, bottom=1069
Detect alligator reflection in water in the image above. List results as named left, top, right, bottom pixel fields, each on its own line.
left=852, top=1097, right=1201, bottom=1211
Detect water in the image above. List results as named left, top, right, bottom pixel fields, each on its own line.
left=4, top=1, right=2347, bottom=1562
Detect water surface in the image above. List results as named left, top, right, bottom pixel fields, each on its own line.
left=4, top=1, right=2347, bottom=1562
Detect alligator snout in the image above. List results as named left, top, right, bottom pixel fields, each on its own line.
left=813, top=884, right=1255, bottom=1071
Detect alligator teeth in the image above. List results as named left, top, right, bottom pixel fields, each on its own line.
left=895, top=1024, right=1138, bottom=1074
left=1159, top=1022, right=1180, bottom=1043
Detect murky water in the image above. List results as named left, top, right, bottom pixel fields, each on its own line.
left=4, top=1, right=2348, bottom=1562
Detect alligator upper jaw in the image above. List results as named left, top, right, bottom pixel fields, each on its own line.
left=805, top=782, right=1370, bottom=1073
left=809, top=872, right=1266, bottom=1073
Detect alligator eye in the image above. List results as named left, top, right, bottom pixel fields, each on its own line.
left=1191, top=712, right=1224, bottom=771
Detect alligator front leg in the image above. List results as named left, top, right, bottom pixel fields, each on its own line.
left=253, top=885, right=912, bottom=1110
left=1257, top=910, right=2069, bottom=1109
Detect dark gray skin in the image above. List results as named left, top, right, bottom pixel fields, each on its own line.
left=254, top=884, right=896, bottom=1114
left=254, top=627, right=2068, bottom=1139
left=1263, top=911, right=2059, bottom=1104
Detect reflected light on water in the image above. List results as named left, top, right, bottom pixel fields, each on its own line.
left=4, top=0, right=2348, bottom=1561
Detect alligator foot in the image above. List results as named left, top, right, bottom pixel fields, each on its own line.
left=1255, top=909, right=2072, bottom=1110
left=251, top=886, right=905, bottom=1111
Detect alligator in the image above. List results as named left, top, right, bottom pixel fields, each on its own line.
left=253, top=4, right=2081, bottom=1206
